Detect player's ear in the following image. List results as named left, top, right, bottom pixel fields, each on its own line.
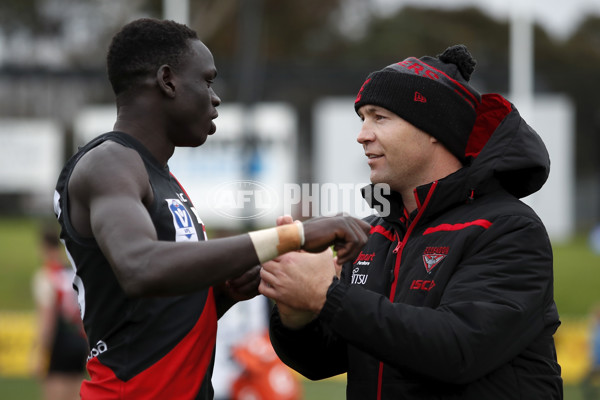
left=157, top=65, right=176, bottom=98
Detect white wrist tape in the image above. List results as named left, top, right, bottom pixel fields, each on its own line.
left=248, top=221, right=304, bottom=263
left=295, top=220, right=305, bottom=247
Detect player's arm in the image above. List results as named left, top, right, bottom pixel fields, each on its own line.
left=69, top=142, right=369, bottom=297
left=213, top=265, right=261, bottom=319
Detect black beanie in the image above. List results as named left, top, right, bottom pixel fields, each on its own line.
left=354, top=45, right=481, bottom=164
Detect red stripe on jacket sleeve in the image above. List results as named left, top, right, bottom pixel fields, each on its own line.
left=423, top=219, right=492, bottom=235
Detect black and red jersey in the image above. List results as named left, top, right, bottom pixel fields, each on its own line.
left=54, top=131, right=216, bottom=399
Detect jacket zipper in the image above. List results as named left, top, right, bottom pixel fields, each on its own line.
left=376, top=181, right=438, bottom=400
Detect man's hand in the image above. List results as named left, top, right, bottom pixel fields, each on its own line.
left=259, top=248, right=336, bottom=314
left=220, top=264, right=261, bottom=302
left=276, top=302, right=316, bottom=330
left=302, top=216, right=371, bottom=264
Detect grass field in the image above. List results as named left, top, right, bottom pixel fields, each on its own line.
left=0, top=217, right=41, bottom=310
left=0, top=374, right=590, bottom=399
left=1, top=216, right=599, bottom=399
left=0, top=376, right=353, bottom=400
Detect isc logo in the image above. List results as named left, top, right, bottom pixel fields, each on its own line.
left=410, top=279, right=436, bottom=291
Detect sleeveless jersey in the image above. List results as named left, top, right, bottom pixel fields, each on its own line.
left=54, top=131, right=217, bottom=399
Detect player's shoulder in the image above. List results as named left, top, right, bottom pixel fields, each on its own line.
left=78, top=140, right=143, bottom=176
left=85, top=139, right=140, bottom=164
left=70, top=139, right=147, bottom=194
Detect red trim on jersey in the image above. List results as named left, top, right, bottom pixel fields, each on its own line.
left=423, top=219, right=492, bottom=235
left=169, top=172, right=192, bottom=200
left=80, top=288, right=217, bottom=399
left=170, top=171, right=208, bottom=239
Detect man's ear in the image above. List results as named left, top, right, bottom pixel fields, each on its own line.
left=157, top=65, right=176, bottom=98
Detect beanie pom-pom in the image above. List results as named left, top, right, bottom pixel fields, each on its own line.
left=438, top=45, right=476, bottom=81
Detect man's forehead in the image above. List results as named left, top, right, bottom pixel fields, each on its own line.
left=359, top=105, right=392, bottom=115
left=188, top=40, right=212, bottom=60
left=186, top=40, right=217, bottom=72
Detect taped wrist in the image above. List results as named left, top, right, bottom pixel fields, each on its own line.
left=248, top=221, right=305, bottom=263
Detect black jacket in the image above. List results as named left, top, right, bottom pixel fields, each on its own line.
left=269, top=94, right=563, bottom=399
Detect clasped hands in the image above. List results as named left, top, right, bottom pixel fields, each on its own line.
left=259, top=215, right=343, bottom=329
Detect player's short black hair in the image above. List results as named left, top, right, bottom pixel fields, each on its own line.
left=107, top=18, right=199, bottom=96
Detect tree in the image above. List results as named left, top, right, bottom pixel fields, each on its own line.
left=536, top=15, right=600, bottom=175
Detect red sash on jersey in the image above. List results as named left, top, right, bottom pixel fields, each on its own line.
left=81, top=288, right=217, bottom=399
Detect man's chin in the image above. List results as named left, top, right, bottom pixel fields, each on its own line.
left=181, top=136, right=207, bottom=148
left=369, top=175, right=395, bottom=192
left=369, top=173, right=384, bottom=185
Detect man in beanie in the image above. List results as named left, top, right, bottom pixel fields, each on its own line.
left=260, top=45, right=563, bottom=399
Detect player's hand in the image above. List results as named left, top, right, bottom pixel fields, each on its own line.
left=222, top=264, right=261, bottom=302
left=302, top=216, right=371, bottom=264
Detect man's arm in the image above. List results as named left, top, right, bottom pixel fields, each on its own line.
left=269, top=303, right=349, bottom=380
left=68, top=141, right=370, bottom=298
left=261, top=216, right=556, bottom=383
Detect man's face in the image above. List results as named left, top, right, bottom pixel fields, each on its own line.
left=169, top=40, right=221, bottom=147
left=357, top=105, right=434, bottom=194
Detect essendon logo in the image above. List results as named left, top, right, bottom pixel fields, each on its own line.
left=422, top=246, right=449, bottom=274
left=414, top=91, right=427, bottom=103
left=355, top=78, right=371, bottom=103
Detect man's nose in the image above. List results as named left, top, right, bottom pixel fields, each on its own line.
left=357, top=123, right=374, bottom=144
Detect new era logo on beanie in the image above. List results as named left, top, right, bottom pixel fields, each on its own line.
left=354, top=45, right=481, bottom=164
left=414, top=92, right=427, bottom=103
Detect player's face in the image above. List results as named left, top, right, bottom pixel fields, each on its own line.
left=357, top=105, right=434, bottom=194
left=170, top=40, right=221, bottom=147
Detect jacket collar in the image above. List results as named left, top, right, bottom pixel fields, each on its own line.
left=361, top=167, right=484, bottom=228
